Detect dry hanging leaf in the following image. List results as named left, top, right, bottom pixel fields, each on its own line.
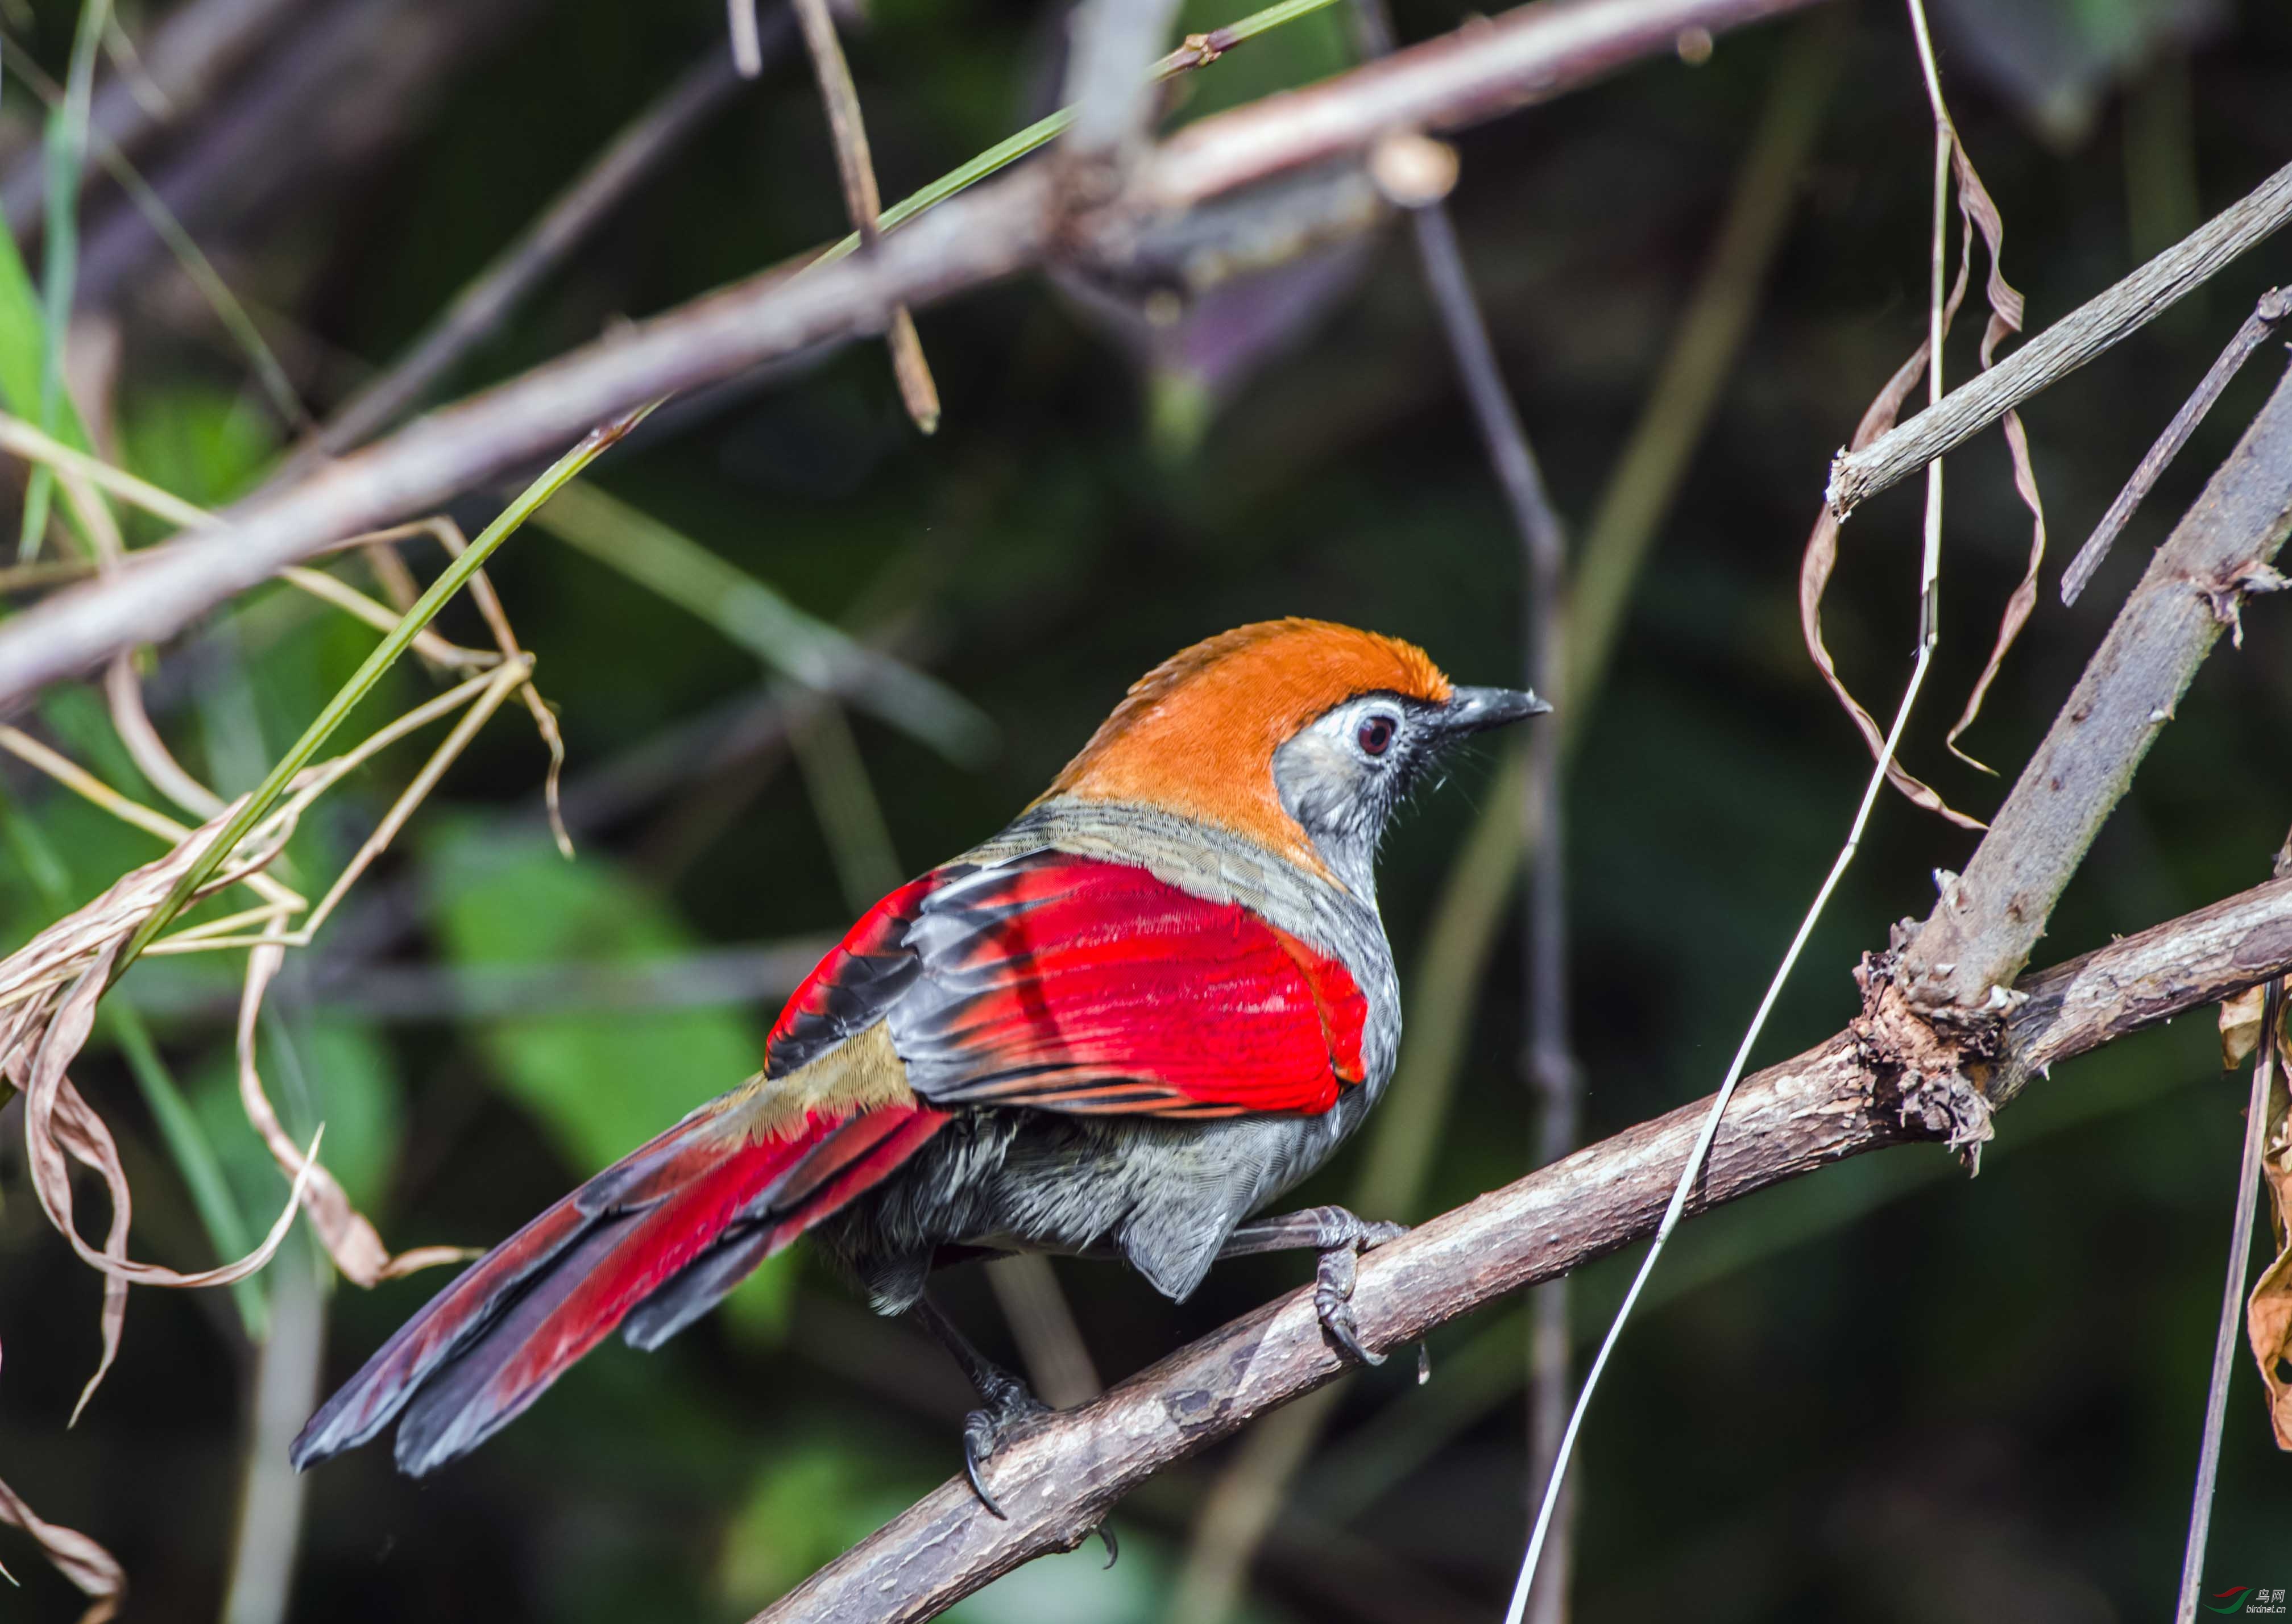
left=2223, top=982, right=2269, bottom=1070
left=0, top=1452, right=125, bottom=1624
left=235, top=941, right=472, bottom=1287
left=1801, top=119, right=2048, bottom=820
left=1939, top=140, right=2050, bottom=770
left=1800, top=342, right=1985, bottom=830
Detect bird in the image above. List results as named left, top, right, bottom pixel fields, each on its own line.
left=290, top=618, right=1547, bottom=1513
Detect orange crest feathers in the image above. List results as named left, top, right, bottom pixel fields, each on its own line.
left=1042, top=620, right=1453, bottom=871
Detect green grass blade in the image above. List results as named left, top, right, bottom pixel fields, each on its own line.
left=532, top=481, right=994, bottom=764
left=112, top=401, right=660, bottom=982
left=107, top=1004, right=268, bottom=1339
left=802, top=0, right=1342, bottom=275
left=19, top=0, right=114, bottom=562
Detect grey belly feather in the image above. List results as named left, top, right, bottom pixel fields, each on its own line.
left=820, top=1084, right=1379, bottom=1314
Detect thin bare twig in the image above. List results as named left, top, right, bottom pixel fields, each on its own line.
left=1508, top=17, right=1960, bottom=1614
left=0, top=0, right=1826, bottom=713
left=1829, top=157, right=2292, bottom=516
left=284, top=34, right=775, bottom=471
left=2176, top=979, right=2279, bottom=1623
left=729, top=0, right=767, bottom=76
left=2062, top=286, right=2292, bottom=604
left=790, top=0, right=939, bottom=433
left=1060, top=0, right=1187, bottom=178
left=1373, top=36, right=1580, bottom=1620
left=1, top=0, right=309, bottom=232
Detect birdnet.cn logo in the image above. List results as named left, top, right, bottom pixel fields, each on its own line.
left=2208, top=1587, right=2289, bottom=1615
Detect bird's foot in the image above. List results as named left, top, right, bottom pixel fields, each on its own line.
left=1311, top=1212, right=1407, bottom=1367
left=960, top=1365, right=1051, bottom=1519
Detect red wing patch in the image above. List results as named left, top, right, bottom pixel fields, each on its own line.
left=887, top=854, right=1368, bottom=1118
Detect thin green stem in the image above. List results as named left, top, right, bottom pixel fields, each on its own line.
left=107, top=1004, right=268, bottom=1339
left=531, top=481, right=993, bottom=761
left=803, top=0, right=1342, bottom=276
left=111, top=402, right=658, bottom=982
left=0, top=35, right=305, bottom=433
left=19, top=0, right=113, bottom=562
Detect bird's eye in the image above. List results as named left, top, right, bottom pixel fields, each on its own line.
left=1357, top=715, right=1396, bottom=757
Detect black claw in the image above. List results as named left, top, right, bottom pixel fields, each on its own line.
left=962, top=1410, right=1012, bottom=1518
left=1416, top=1341, right=1432, bottom=1385
left=1093, top=1522, right=1119, bottom=1568
left=1319, top=1298, right=1387, bottom=1366
left=958, top=1382, right=1051, bottom=1519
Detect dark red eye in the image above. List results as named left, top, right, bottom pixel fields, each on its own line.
left=1357, top=715, right=1396, bottom=757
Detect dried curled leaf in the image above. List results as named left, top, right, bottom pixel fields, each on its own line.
left=2223, top=982, right=2269, bottom=1070
left=1939, top=140, right=2049, bottom=771
left=0, top=1452, right=124, bottom=1624
left=0, top=1336, right=126, bottom=1621
left=1800, top=343, right=1986, bottom=830
left=235, top=941, right=473, bottom=1287
left=14, top=941, right=318, bottom=1292
left=1801, top=123, right=2048, bottom=819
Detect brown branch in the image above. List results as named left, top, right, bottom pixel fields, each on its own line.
left=749, top=873, right=2292, bottom=1624
left=0, top=0, right=1827, bottom=716
left=284, top=32, right=776, bottom=470
left=1826, top=157, right=2292, bottom=517
left=1137, top=0, right=1821, bottom=211
left=1898, top=355, right=2292, bottom=1018
left=790, top=0, right=939, bottom=434
left=2059, top=285, right=2292, bottom=604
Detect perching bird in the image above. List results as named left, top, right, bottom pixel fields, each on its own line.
left=291, top=619, right=1545, bottom=1511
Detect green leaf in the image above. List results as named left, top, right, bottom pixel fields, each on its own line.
left=118, top=383, right=280, bottom=512
left=0, top=171, right=91, bottom=452
left=424, top=821, right=765, bottom=1174
left=272, top=1017, right=404, bottom=1213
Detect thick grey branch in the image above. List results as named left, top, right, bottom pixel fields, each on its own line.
left=750, top=875, right=2292, bottom=1624
left=1827, top=157, right=2292, bottom=517
left=0, top=0, right=1825, bottom=716
left=1139, top=0, right=1823, bottom=210
left=1899, top=356, right=2292, bottom=1015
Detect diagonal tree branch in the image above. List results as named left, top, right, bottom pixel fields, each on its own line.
left=749, top=263, right=2292, bottom=1624
left=0, top=0, right=1826, bottom=716
left=749, top=870, right=2292, bottom=1624
left=1827, top=157, right=2292, bottom=517
left=285, top=31, right=778, bottom=470
left=1899, top=356, right=2292, bottom=1020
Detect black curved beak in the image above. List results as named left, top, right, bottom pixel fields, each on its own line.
left=1440, top=685, right=1551, bottom=735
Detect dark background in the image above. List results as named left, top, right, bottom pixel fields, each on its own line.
left=2, top=0, right=2289, bottom=1618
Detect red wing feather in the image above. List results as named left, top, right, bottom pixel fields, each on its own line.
left=889, top=854, right=1367, bottom=1117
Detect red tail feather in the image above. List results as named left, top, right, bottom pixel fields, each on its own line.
left=291, top=1098, right=945, bottom=1476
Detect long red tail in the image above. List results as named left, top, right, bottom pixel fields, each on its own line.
left=291, top=1096, right=945, bottom=1476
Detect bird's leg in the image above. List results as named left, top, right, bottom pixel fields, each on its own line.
left=909, top=1293, right=1049, bottom=1519
left=1217, top=1205, right=1407, bottom=1368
